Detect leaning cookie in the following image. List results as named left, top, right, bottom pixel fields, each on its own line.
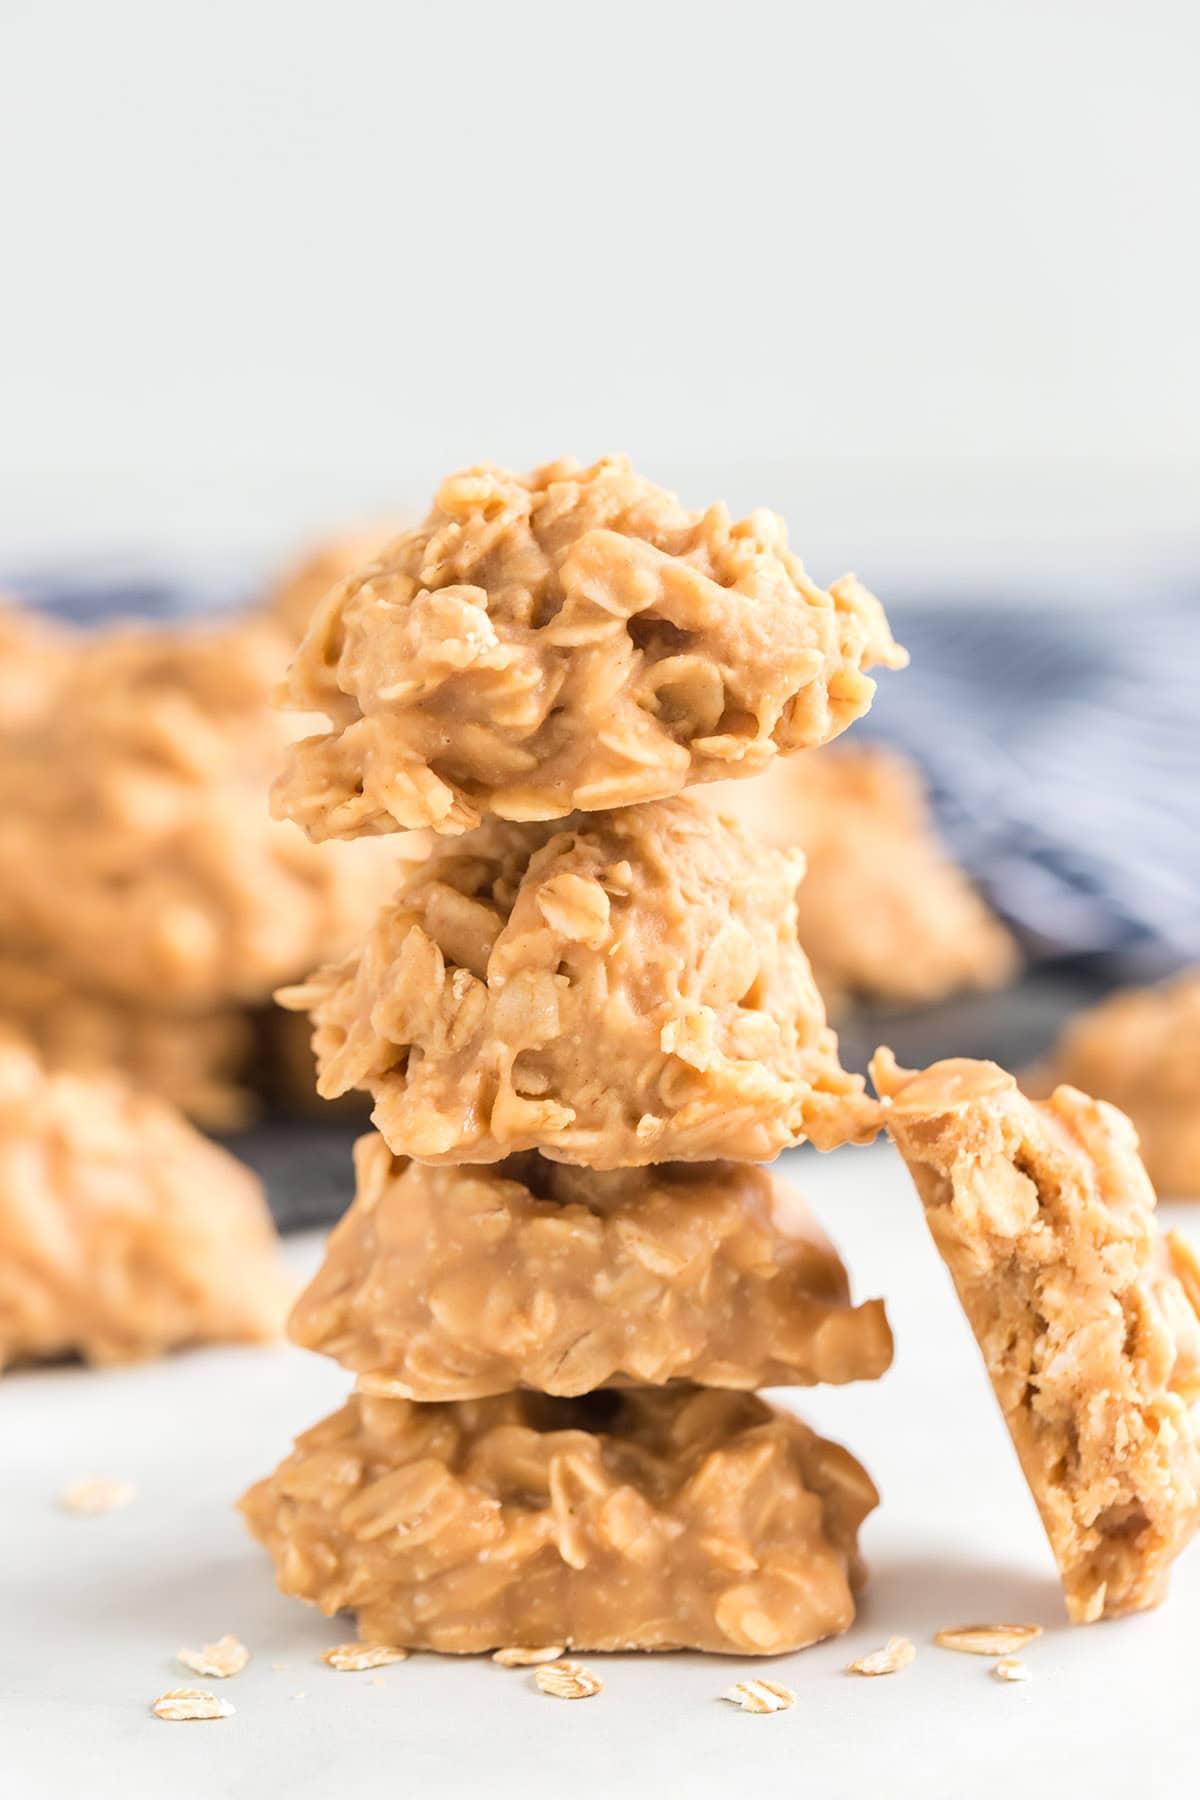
left=240, top=1386, right=877, bottom=1655
left=273, top=453, right=905, bottom=841
left=873, top=1048, right=1200, bottom=1623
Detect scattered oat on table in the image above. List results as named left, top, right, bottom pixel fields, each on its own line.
left=845, top=1636, right=916, bottom=1677
left=60, top=1476, right=136, bottom=1515
left=533, top=1661, right=604, bottom=1700
left=321, top=1643, right=409, bottom=1672
left=934, top=1624, right=1042, bottom=1657
left=177, top=1635, right=249, bottom=1679
left=152, top=1687, right=234, bottom=1722
left=721, top=1679, right=795, bottom=1714
left=992, top=1658, right=1032, bottom=1684
left=492, top=1646, right=566, bottom=1668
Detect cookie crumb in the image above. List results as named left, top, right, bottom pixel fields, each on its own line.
left=993, top=1657, right=1032, bottom=1684
left=934, top=1624, right=1042, bottom=1657
left=721, top=1678, right=795, bottom=1714
left=533, top=1661, right=603, bottom=1700
left=845, top=1635, right=916, bottom=1677
left=60, top=1476, right=136, bottom=1515
left=321, top=1643, right=409, bottom=1672
left=178, top=1635, right=249, bottom=1679
left=152, top=1687, right=234, bottom=1722
left=492, top=1646, right=566, bottom=1667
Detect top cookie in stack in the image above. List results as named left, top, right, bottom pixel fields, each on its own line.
left=272, top=453, right=906, bottom=841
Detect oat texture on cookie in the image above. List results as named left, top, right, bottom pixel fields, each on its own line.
left=244, top=456, right=899, bottom=1655
left=280, top=795, right=880, bottom=1165
left=874, top=1050, right=1200, bottom=1623
left=272, top=454, right=905, bottom=841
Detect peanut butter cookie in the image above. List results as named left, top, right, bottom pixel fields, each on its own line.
left=1029, top=969, right=1200, bottom=1199
left=240, top=1386, right=877, bottom=1655
left=290, top=1136, right=893, bottom=1398
left=282, top=795, right=879, bottom=1165
left=273, top=454, right=905, bottom=840
left=710, top=745, right=1016, bottom=1011
left=874, top=1050, right=1200, bottom=1622
left=0, top=1031, right=290, bottom=1369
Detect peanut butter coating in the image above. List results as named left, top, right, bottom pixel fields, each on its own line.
left=0, top=1031, right=290, bottom=1370
left=272, top=454, right=905, bottom=841
left=281, top=794, right=879, bottom=1166
left=239, top=1387, right=877, bottom=1655
left=874, top=1049, right=1200, bottom=1623
left=290, top=1138, right=893, bottom=1399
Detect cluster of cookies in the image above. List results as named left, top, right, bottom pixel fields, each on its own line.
left=240, top=455, right=907, bottom=1653
left=0, top=566, right=421, bottom=1368
left=241, top=454, right=1200, bottom=1649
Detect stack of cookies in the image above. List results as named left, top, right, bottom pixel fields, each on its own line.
left=241, top=455, right=907, bottom=1655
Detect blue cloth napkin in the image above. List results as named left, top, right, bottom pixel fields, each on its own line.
left=14, top=568, right=1199, bottom=980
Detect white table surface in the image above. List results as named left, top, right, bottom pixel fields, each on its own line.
left=6, top=1139, right=1199, bottom=1799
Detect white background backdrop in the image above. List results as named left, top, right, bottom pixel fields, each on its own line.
left=1, top=0, right=1197, bottom=584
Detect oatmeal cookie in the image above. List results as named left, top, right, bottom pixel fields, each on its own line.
left=1029, top=969, right=1200, bottom=1199
left=0, top=1031, right=290, bottom=1369
left=273, top=454, right=905, bottom=841
left=290, top=1136, right=893, bottom=1398
left=710, top=745, right=1017, bottom=1011
left=240, top=1386, right=877, bottom=1655
left=281, top=795, right=878, bottom=1166
left=0, top=948, right=253, bottom=1128
left=0, top=614, right=405, bottom=1010
left=873, top=1050, right=1200, bottom=1622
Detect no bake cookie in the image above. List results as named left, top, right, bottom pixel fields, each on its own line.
left=1029, top=969, right=1200, bottom=1199
left=0, top=615, right=404, bottom=1010
left=240, top=1386, right=877, bottom=1655
left=0, top=1031, right=289, bottom=1369
left=710, top=745, right=1017, bottom=1011
left=281, top=794, right=879, bottom=1165
left=290, top=1136, right=893, bottom=1398
left=273, top=454, right=905, bottom=841
left=874, top=1050, right=1200, bottom=1622
left=0, top=948, right=254, bottom=1128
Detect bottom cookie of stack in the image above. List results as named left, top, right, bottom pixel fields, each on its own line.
left=239, top=1387, right=877, bottom=1655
